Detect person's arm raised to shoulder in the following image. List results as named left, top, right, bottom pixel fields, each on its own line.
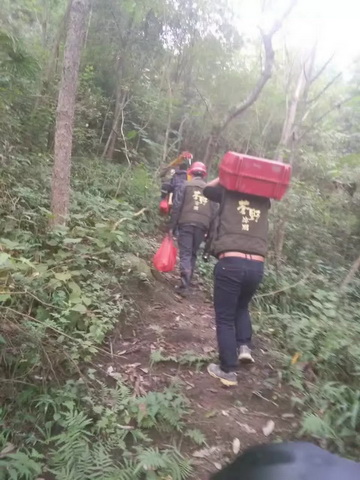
left=206, top=177, right=220, bottom=187
left=203, top=177, right=222, bottom=203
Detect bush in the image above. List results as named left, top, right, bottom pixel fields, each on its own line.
left=0, top=155, right=196, bottom=479
left=254, top=264, right=360, bottom=456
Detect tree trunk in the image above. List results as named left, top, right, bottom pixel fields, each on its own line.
left=101, top=14, right=135, bottom=160
left=33, top=0, right=73, bottom=113
left=50, top=0, right=90, bottom=227
left=102, top=78, right=123, bottom=160
left=276, top=66, right=307, bottom=162
left=161, top=76, right=173, bottom=165
left=276, top=46, right=317, bottom=162
left=274, top=47, right=318, bottom=267
left=202, top=132, right=219, bottom=172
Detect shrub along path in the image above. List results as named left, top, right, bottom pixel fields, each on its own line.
left=102, top=269, right=300, bottom=479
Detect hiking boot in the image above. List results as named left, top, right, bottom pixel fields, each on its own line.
left=177, top=287, right=189, bottom=298
left=238, top=345, right=254, bottom=364
left=175, top=273, right=191, bottom=297
left=207, top=363, right=237, bottom=386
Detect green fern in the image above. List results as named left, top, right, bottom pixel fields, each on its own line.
left=185, top=428, right=207, bottom=446
left=133, top=389, right=189, bottom=431
left=134, top=447, right=193, bottom=480
left=135, top=447, right=169, bottom=471
left=0, top=451, right=42, bottom=480
left=300, top=412, right=336, bottom=439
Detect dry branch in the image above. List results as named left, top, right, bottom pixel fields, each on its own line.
left=202, top=0, right=298, bottom=165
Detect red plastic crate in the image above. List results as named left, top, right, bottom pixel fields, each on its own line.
left=219, top=151, right=291, bottom=200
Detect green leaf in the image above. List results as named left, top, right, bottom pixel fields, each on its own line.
left=64, top=237, right=82, bottom=244
left=54, top=272, right=72, bottom=281
left=82, top=296, right=92, bottom=306
left=310, top=300, right=323, bottom=309
left=0, top=252, right=10, bottom=266
left=69, top=281, right=81, bottom=293
left=69, top=295, right=82, bottom=305
left=46, top=239, right=58, bottom=246
left=0, top=294, right=11, bottom=302
left=0, top=238, right=22, bottom=250
left=126, top=130, right=138, bottom=139
left=19, top=257, right=37, bottom=269
left=71, top=304, right=87, bottom=314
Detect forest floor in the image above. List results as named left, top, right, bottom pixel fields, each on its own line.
left=101, top=270, right=300, bottom=479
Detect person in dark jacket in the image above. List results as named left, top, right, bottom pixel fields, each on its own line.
left=160, top=165, right=188, bottom=201
left=203, top=177, right=270, bottom=386
left=160, top=153, right=193, bottom=203
left=169, top=162, right=214, bottom=296
left=210, top=441, right=360, bottom=480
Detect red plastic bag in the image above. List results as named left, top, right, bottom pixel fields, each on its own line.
left=159, top=198, right=170, bottom=215
left=153, top=235, right=177, bottom=272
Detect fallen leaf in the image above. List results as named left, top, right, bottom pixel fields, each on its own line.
left=281, top=413, right=295, bottom=419
left=222, top=410, right=229, bottom=417
left=213, top=462, right=222, bottom=470
left=205, top=410, right=217, bottom=418
left=118, top=425, right=134, bottom=430
left=192, top=446, right=219, bottom=458
left=262, top=420, right=275, bottom=437
left=236, top=422, right=256, bottom=434
left=203, top=346, right=214, bottom=353
left=232, top=438, right=241, bottom=455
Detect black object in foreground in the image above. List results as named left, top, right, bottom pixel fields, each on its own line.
left=210, top=442, right=360, bottom=480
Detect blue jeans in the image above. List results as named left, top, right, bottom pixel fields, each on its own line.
left=214, top=257, right=264, bottom=372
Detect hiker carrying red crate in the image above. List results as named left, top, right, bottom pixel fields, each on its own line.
left=203, top=152, right=291, bottom=386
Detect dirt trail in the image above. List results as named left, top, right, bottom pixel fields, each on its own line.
left=105, top=272, right=299, bottom=479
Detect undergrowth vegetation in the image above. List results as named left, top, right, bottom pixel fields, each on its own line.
left=0, top=155, right=199, bottom=479
left=254, top=261, right=360, bottom=456
left=2, top=0, right=360, bottom=474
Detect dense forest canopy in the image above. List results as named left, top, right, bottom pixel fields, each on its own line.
left=1, top=0, right=360, bottom=478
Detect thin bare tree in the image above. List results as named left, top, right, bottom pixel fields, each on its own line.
left=202, top=0, right=298, bottom=167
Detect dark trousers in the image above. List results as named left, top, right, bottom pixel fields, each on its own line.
left=178, top=225, right=206, bottom=284
left=214, top=257, right=264, bottom=372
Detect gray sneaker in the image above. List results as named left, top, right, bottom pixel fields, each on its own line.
left=238, top=345, right=254, bottom=364
left=207, top=363, right=237, bottom=386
